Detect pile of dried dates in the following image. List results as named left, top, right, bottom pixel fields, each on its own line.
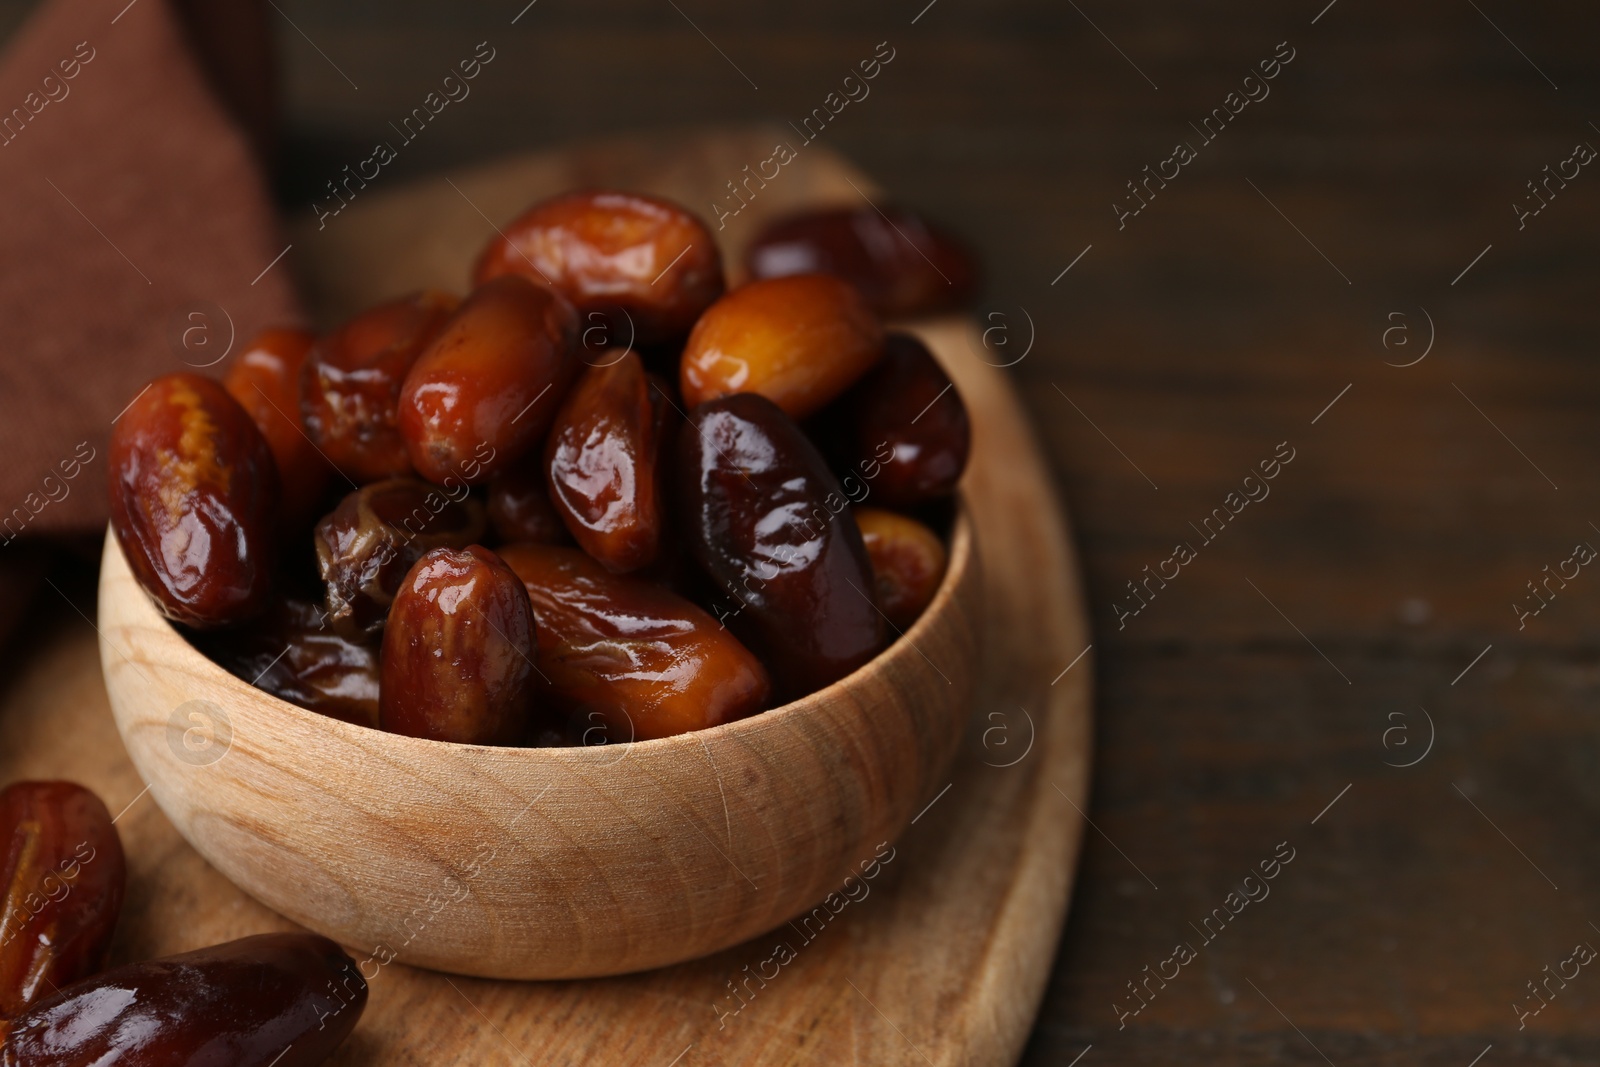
left=0, top=780, right=366, bottom=1065
left=109, top=192, right=976, bottom=745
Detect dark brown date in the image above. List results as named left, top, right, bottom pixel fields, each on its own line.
left=497, top=543, right=769, bottom=740
left=677, top=393, right=883, bottom=699
left=0, top=933, right=365, bottom=1066
left=544, top=351, right=664, bottom=572
left=487, top=462, right=570, bottom=546
left=108, top=372, right=279, bottom=628
left=399, top=275, right=580, bottom=486
left=380, top=546, right=536, bottom=744
left=679, top=274, right=883, bottom=420
left=0, top=782, right=126, bottom=1018
left=195, top=598, right=380, bottom=727
left=314, top=478, right=486, bottom=639
left=223, top=327, right=332, bottom=527
left=472, top=189, right=724, bottom=345
left=300, top=290, right=458, bottom=483
left=839, top=332, right=970, bottom=506
left=855, top=507, right=948, bottom=631
left=744, top=204, right=977, bottom=318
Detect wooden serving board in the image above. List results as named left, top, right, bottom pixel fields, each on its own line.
left=0, top=128, right=1092, bottom=1066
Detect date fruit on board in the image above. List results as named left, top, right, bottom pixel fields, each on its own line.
left=544, top=351, right=666, bottom=572
left=223, top=327, right=332, bottom=526
left=399, top=275, right=580, bottom=486
left=0, top=781, right=126, bottom=1018
left=300, top=290, right=458, bottom=483
left=0, top=933, right=366, bottom=1066
left=679, top=274, right=884, bottom=420
left=380, top=546, right=537, bottom=745
left=745, top=204, right=978, bottom=318
left=108, top=372, right=279, bottom=628
left=472, top=189, right=725, bottom=345
left=499, top=543, right=770, bottom=741
left=678, top=393, right=883, bottom=699
left=314, top=477, right=487, bottom=638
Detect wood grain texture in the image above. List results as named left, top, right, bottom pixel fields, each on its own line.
left=2, top=130, right=1092, bottom=1064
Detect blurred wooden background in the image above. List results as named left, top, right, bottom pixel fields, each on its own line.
left=5, top=1, right=1600, bottom=1062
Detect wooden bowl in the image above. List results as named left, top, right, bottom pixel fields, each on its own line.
left=95, top=509, right=980, bottom=979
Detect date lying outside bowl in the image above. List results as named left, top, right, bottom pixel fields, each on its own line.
left=97, top=506, right=977, bottom=979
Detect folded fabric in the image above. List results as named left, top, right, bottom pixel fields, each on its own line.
left=0, top=0, right=298, bottom=552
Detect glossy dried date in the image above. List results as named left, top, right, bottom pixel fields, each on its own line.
left=380, top=546, right=536, bottom=744
left=0, top=781, right=126, bottom=1018
left=223, top=327, right=332, bottom=526
left=497, top=543, right=769, bottom=740
left=399, top=275, right=580, bottom=486
left=196, top=598, right=380, bottom=727
left=855, top=507, right=947, bottom=631
left=487, top=462, right=570, bottom=546
left=108, top=372, right=279, bottom=628
left=839, top=332, right=969, bottom=506
left=300, top=290, right=457, bottom=483
left=745, top=204, right=977, bottom=317
left=544, top=351, right=664, bottom=572
left=677, top=393, right=882, bottom=698
left=0, top=933, right=365, bottom=1066
left=314, top=478, right=486, bottom=638
left=679, top=274, right=883, bottom=420
left=472, top=189, right=724, bottom=345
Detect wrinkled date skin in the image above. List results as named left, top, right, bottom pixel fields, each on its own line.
left=380, top=546, right=536, bottom=744
left=399, top=275, right=580, bottom=486
left=745, top=205, right=978, bottom=318
left=487, top=462, right=571, bottom=547
left=472, top=189, right=725, bottom=345
left=855, top=507, right=948, bottom=632
left=679, top=274, right=883, bottom=421
left=108, top=372, right=279, bottom=628
left=314, top=478, right=487, bottom=638
left=545, top=351, right=664, bottom=572
left=196, top=598, right=380, bottom=727
left=498, top=543, right=769, bottom=740
left=223, top=327, right=332, bottom=526
left=0, top=933, right=366, bottom=1067
left=300, top=290, right=458, bottom=483
left=677, top=394, right=883, bottom=699
left=839, top=332, right=970, bottom=506
left=0, top=782, right=126, bottom=1019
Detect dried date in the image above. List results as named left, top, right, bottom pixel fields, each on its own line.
left=497, top=543, right=769, bottom=740
left=679, top=274, right=883, bottom=420
left=379, top=546, right=536, bottom=744
left=544, top=351, right=664, bottom=572
left=398, top=275, right=580, bottom=486
left=0, top=933, right=365, bottom=1066
left=0, top=781, right=125, bottom=1018
left=472, top=189, right=724, bottom=344
left=677, top=393, right=882, bottom=698
left=745, top=204, right=977, bottom=317
left=300, top=290, right=457, bottom=483
left=108, top=372, right=279, bottom=628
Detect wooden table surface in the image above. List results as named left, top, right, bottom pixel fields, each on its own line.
left=6, top=0, right=1600, bottom=1063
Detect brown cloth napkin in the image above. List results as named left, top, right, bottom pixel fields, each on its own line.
left=0, top=0, right=295, bottom=645
left=0, top=0, right=298, bottom=545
